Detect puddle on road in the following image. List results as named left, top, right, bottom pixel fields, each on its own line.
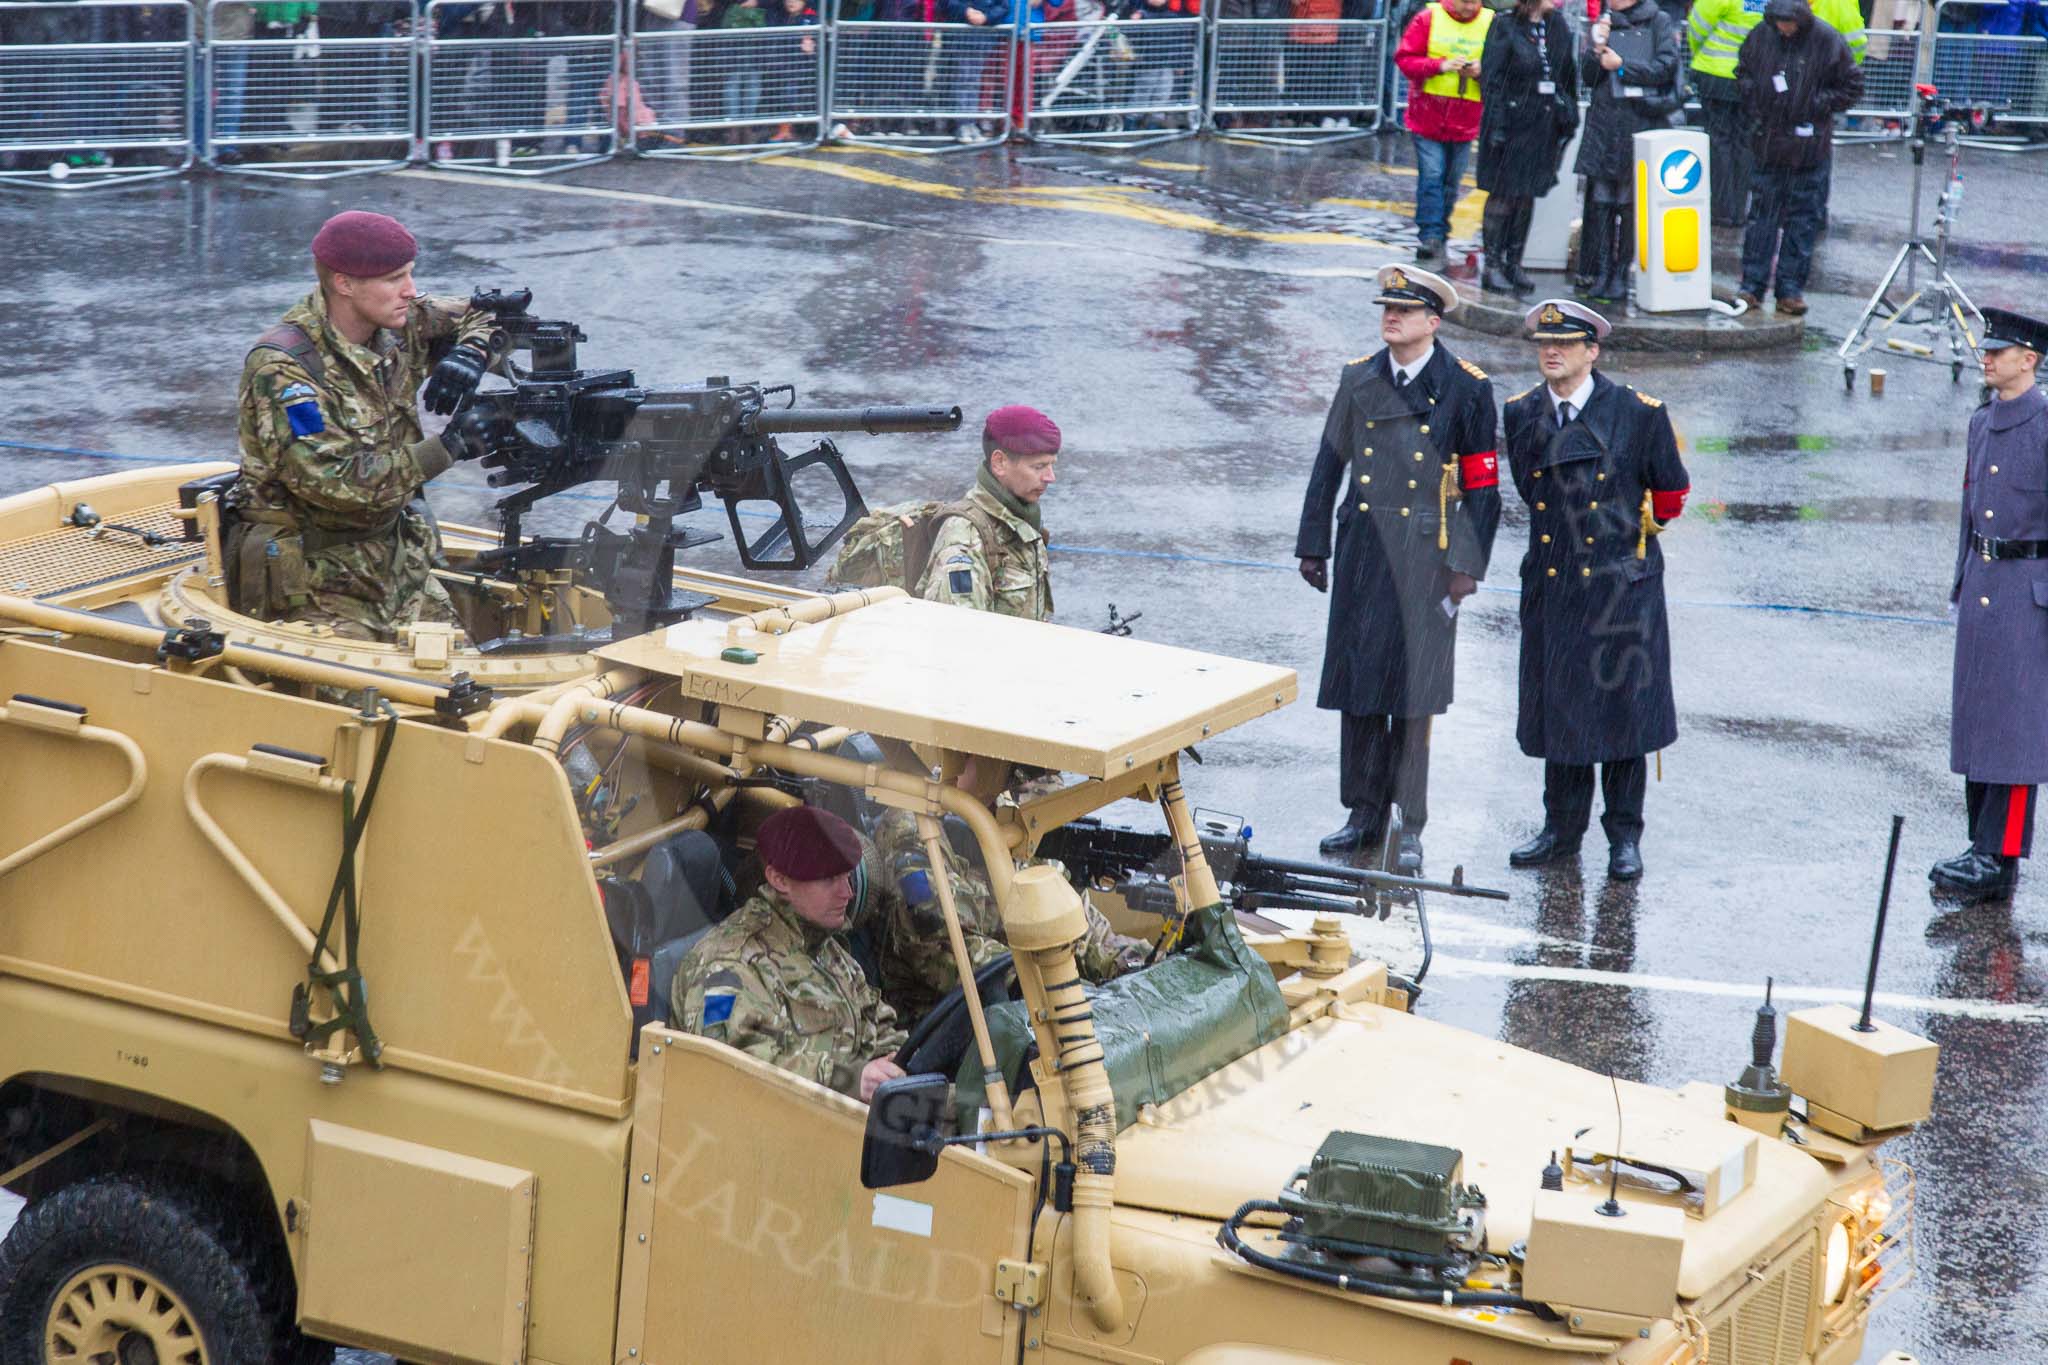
left=1695, top=495, right=1955, bottom=525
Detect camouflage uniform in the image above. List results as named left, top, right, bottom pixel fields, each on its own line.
left=870, top=807, right=1148, bottom=1022
left=670, top=888, right=906, bottom=1099
left=915, top=485, right=1053, bottom=622
left=231, top=289, right=495, bottom=641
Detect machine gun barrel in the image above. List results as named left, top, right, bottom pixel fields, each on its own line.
left=744, top=405, right=963, bottom=437
left=1238, top=852, right=1510, bottom=903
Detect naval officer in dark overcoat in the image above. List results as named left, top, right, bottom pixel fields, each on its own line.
left=1501, top=300, right=1689, bottom=880
left=1297, top=264, right=1502, bottom=873
left=1932, top=306, right=2048, bottom=903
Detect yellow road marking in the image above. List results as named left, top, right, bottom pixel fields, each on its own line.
left=764, top=155, right=1393, bottom=248
left=1320, top=193, right=1486, bottom=235
left=1136, top=158, right=1205, bottom=171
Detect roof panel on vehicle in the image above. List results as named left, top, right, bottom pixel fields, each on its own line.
left=595, top=596, right=1298, bottom=779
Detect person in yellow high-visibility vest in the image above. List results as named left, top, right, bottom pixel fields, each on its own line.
left=1688, top=0, right=1768, bottom=225
left=1394, top=0, right=1494, bottom=263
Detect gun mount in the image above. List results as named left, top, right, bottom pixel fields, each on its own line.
left=456, top=291, right=961, bottom=641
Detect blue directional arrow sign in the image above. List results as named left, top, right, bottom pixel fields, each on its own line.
left=1659, top=148, right=1703, bottom=195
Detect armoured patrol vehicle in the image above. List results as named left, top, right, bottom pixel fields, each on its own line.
left=0, top=317, right=1933, bottom=1365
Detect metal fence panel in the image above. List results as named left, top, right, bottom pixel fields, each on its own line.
left=1851, top=27, right=1921, bottom=121
left=1022, top=16, right=1203, bottom=147
left=825, top=19, right=1018, bottom=151
left=206, top=0, right=418, bottom=178
left=1929, top=31, right=2048, bottom=126
left=424, top=0, right=621, bottom=174
left=1208, top=17, right=1381, bottom=143
left=630, top=18, right=825, bottom=158
left=0, top=0, right=194, bottom=189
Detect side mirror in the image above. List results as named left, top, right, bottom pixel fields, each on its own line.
left=860, top=1073, right=951, bottom=1190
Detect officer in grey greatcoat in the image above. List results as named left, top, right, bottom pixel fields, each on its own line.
left=1500, top=300, right=1689, bottom=881
left=1296, top=264, right=1502, bottom=874
left=1932, top=306, right=2048, bottom=903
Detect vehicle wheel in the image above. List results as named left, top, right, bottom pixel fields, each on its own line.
left=0, top=1175, right=280, bottom=1365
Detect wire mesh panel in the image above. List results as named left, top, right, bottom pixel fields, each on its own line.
left=1929, top=31, right=2048, bottom=127
left=825, top=16, right=1018, bottom=151
left=630, top=17, right=826, bottom=157
left=1208, top=17, right=1381, bottom=144
left=206, top=0, right=418, bottom=178
left=1021, top=15, right=1202, bottom=147
left=424, top=0, right=621, bottom=174
left=1850, top=28, right=1920, bottom=122
left=0, top=0, right=194, bottom=189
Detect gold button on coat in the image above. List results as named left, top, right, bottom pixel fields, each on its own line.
left=1546, top=568, right=1557, bottom=577
left=1358, top=502, right=1370, bottom=511
left=1582, top=567, right=1591, bottom=577
left=1981, top=596, right=1991, bottom=606
left=1536, top=501, right=1547, bottom=511
left=1991, top=465, right=1999, bottom=474
left=1360, top=474, right=1371, bottom=484
left=1534, top=470, right=1543, bottom=479
left=1585, top=536, right=1595, bottom=544
left=1363, top=448, right=1373, bottom=456
left=1541, top=534, right=1551, bottom=543
left=1986, top=509, right=1995, bottom=519
left=1407, top=479, right=1417, bottom=489
left=1420, top=424, right=1430, bottom=434
left=1400, top=508, right=1411, bottom=517
left=1597, top=472, right=1607, bottom=481
left=1414, top=452, right=1425, bottom=462
left=1366, top=421, right=1375, bottom=429
left=1590, top=501, right=1599, bottom=509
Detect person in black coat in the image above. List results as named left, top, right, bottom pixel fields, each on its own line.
left=1571, top=0, right=1681, bottom=303
left=1297, top=265, right=1502, bottom=873
left=1501, top=300, right=1690, bottom=881
left=1477, top=0, right=1580, bottom=297
left=1734, top=0, right=1861, bottom=315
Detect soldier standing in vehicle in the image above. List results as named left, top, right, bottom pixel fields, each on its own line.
left=1501, top=300, right=1689, bottom=881
left=916, top=404, right=1061, bottom=621
left=1296, top=265, right=1502, bottom=874
left=229, top=210, right=504, bottom=641
left=1931, top=307, right=2048, bottom=904
left=671, top=805, right=908, bottom=1102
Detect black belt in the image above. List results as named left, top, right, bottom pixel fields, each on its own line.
left=1972, top=533, right=2048, bottom=561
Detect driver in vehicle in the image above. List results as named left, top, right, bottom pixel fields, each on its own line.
left=669, top=805, right=908, bottom=1103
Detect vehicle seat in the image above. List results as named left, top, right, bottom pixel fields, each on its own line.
left=602, top=830, right=734, bottom=1053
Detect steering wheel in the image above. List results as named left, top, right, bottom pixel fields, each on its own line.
left=893, top=953, right=1019, bottom=1077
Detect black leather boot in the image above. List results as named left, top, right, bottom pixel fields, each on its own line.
left=1319, top=810, right=1382, bottom=856
left=1507, top=200, right=1537, bottom=294
left=1510, top=827, right=1582, bottom=867
left=1482, top=201, right=1518, bottom=295
left=1930, top=850, right=2019, bottom=902
left=1574, top=208, right=1608, bottom=296
left=1591, top=209, right=1630, bottom=303
left=1607, top=839, right=1644, bottom=880
left=1929, top=847, right=1980, bottom=882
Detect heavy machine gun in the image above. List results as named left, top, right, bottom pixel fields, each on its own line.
left=1036, top=814, right=1509, bottom=986
left=452, top=290, right=962, bottom=640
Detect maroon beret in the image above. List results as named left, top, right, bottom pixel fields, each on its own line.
left=311, top=210, right=418, bottom=278
left=983, top=405, right=1062, bottom=457
left=756, top=806, right=863, bottom=881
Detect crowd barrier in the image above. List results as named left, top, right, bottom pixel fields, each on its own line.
left=825, top=18, right=1018, bottom=152
left=1021, top=16, right=1203, bottom=148
left=0, top=0, right=194, bottom=189
left=4, top=3, right=2046, bottom=189
left=204, top=0, right=416, bottom=178
left=630, top=13, right=826, bottom=158
left=1207, top=17, right=1382, bottom=145
left=422, top=0, right=620, bottom=175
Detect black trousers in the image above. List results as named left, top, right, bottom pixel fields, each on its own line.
left=1967, top=781, right=2037, bottom=860
left=1543, top=758, right=1646, bottom=844
left=1339, top=713, right=1431, bottom=833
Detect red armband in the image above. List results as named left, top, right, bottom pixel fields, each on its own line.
left=1651, top=486, right=1689, bottom=522
left=1458, top=451, right=1500, bottom=490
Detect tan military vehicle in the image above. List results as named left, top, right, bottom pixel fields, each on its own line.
left=0, top=326, right=1935, bottom=1364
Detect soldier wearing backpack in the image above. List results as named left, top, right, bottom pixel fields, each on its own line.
left=828, top=404, right=1061, bottom=623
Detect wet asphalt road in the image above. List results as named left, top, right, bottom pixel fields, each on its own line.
left=3, top=134, right=2047, bottom=1361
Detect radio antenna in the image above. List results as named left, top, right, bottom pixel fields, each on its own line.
left=1856, top=815, right=1905, bottom=1033
left=1596, top=1072, right=1625, bottom=1218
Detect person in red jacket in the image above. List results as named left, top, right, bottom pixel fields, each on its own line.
left=1395, top=0, right=1494, bottom=263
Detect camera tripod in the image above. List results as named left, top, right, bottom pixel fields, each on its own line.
left=1838, top=90, right=1986, bottom=392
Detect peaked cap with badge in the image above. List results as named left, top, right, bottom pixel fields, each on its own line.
left=1980, top=306, right=2048, bottom=356
left=1525, top=298, right=1612, bottom=343
left=1297, top=263, right=1503, bottom=864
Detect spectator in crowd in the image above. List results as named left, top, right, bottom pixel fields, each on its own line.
left=1570, top=0, right=1681, bottom=304
left=1688, top=0, right=1766, bottom=226
left=318, top=0, right=413, bottom=139
left=636, top=0, right=700, bottom=137
left=1735, top=0, right=1861, bottom=315
left=1216, top=0, right=1289, bottom=126
left=717, top=0, right=771, bottom=129
left=207, top=1, right=256, bottom=160
left=1287, top=0, right=1345, bottom=115
left=942, top=0, right=1013, bottom=142
left=1477, top=0, right=1578, bottom=296
left=1129, top=0, right=1196, bottom=117
left=1807, top=0, right=1865, bottom=225
left=766, top=0, right=822, bottom=140
left=1394, top=0, right=1493, bottom=264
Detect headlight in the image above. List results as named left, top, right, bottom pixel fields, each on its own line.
left=1823, top=1218, right=1853, bottom=1304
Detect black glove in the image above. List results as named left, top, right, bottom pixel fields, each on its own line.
left=1299, top=557, right=1328, bottom=593
left=423, top=341, right=491, bottom=416
left=439, top=406, right=503, bottom=464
